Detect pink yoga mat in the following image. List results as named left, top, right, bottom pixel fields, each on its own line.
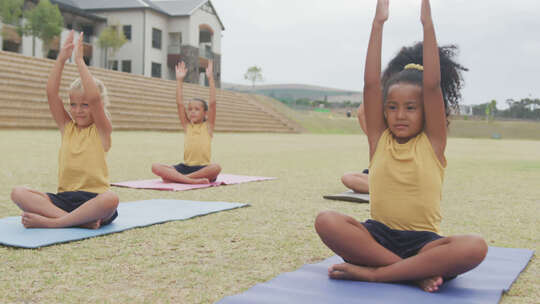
left=111, top=174, right=275, bottom=191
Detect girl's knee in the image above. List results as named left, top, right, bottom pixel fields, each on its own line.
left=452, top=235, right=488, bottom=265
left=341, top=174, right=351, bottom=185
left=11, top=186, right=29, bottom=202
left=466, top=235, right=488, bottom=263
left=151, top=163, right=162, bottom=174
left=210, top=163, right=222, bottom=173
left=315, top=211, right=343, bottom=233
left=100, top=191, right=119, bottom=209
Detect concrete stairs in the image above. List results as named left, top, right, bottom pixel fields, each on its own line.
left=0, top=50, right=300, bottom=133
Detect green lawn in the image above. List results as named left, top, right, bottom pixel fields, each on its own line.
left=1, top=130, right=538, bottom=303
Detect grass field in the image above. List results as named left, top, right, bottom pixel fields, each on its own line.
left=1, top=130, right=538, bottom=303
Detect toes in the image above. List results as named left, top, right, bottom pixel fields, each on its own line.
left=330, top=263, right=349, bottom=272
left=328, top=270, right=348, bottom=280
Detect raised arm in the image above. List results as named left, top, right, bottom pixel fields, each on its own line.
left=421, top=0, right=447, bottom=159
left=364, top=0, right=389, bottom=159
left=74, top=32, right=112, bottom=151
left=175, top=61, right=188, bottom=130
left=47, top=30, right=74, bottom=133
left=206, top=60, right=217, bottom=136
left=357, top=103, right=368, bottom=135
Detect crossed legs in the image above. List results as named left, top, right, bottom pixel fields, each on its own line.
left=314, top=211, right=487, bottom=292
left=151, top=163, right=221, bottom=184
left=11, top=186, right=119, bottom=229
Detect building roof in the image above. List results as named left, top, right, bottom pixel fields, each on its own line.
left=152, top=0, right=204, bottom=16
left=50, top=0, right=107, bottom=21
left=69, top=0, right=162, bottom=12
left=68, top=0, right=224, bottom=30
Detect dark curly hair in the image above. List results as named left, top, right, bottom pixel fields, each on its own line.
left=381, top=42, right=468, bottom=118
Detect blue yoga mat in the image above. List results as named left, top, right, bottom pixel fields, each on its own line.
left=217, top=246, right=533, bottom=304
left=0, top=199, right=248, bottom=248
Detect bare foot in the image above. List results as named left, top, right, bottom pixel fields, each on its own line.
left=191, top=178, right=210, bottom=184
left=329, top=262, right=443, bottom=292
left=328, top=263, right=376, bottom=282
left=416, top=276, right=443, bottom=292
left=161, top=177, right=209, bottom=184
left=21, top=212, right=55, bottom=228
left=79, top=219, right=101, bottom=229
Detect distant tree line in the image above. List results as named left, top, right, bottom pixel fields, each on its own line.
left=277, top=97, right=361, bottom=110
left=472, top=98, right=540, bottom=121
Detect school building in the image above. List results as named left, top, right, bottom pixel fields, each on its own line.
left=0, top=0, right=224, bottom=87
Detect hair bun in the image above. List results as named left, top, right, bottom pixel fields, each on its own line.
left=404, top=63, right=424, bottom=71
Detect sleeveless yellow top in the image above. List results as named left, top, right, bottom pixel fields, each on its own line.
left=57, top=121, right=110, bottom=193
left=184, top=122, right=211, bottom=166
left=369, top=129, right=445, bottom=233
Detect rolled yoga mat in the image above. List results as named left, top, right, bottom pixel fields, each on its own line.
left=217, top=246, right=534, bottom=304
left=0, top=199, right=249, bottom=248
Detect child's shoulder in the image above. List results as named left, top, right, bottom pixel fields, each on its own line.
left=62, top=120, right=75, bottom=134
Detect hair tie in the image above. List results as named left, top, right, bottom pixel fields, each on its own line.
left=404, top=63, right=424, bottom=71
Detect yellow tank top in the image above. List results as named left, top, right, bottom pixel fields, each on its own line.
left=183, top=121, right=211, bottom=166
left=57, top=121, right=110, bottom=193
left=369, top=129, right=445, bottom=233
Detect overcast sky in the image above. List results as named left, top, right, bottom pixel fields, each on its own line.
left=211, top=0, right=540, bottom=105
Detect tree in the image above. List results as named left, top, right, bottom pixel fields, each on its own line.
left=97, top=24, right=127, bottom=69
left=0, top=0, right=23, bottom=26
left=22, top=0, right=63, bottom=57
left=0, top=0, right=23, bottom=47
left=502, top=98, right=540, bottom=120
left=485, top=99, right=497, bottom=122
left=244, top=66, right=263, bottom=89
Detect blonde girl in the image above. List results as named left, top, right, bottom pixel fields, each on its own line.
left=11, top=31, right=118, bottom=229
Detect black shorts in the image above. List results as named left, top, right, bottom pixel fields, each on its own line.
left=362, top=219, right=443, bottom=259
left=47, top=191, right=118, bottom=226
left=362, top=168, right=369, bottom=174
left=173, top=163, right=206, bottom=174
left=173, top=163, right=216, bottom=182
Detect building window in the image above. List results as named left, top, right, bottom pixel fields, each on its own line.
left=123, top=25, right=131, bottom=40
left=152, top=28, right=162, bottom=49
left=122, top=60, right=131, bottom=73
left=151, top=62, right=161, bottom=78
left=108, top=60, right=118, bottom=71
left=81, top=25, right=93, bottom=43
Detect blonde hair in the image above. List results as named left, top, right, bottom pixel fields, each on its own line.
left=69, top=77, right=111, bottom=121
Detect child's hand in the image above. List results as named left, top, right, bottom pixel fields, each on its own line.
left=421, top=0, right=432, bottom=25
left=74, top=32, right=84, bottom=64
left=206, top=60, right=214, bottom=80
left=176, top=61, right=187, bottom=81
left=374, top=0, right=389, bottom=24
left=58, top=30, right=74, bottom=62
